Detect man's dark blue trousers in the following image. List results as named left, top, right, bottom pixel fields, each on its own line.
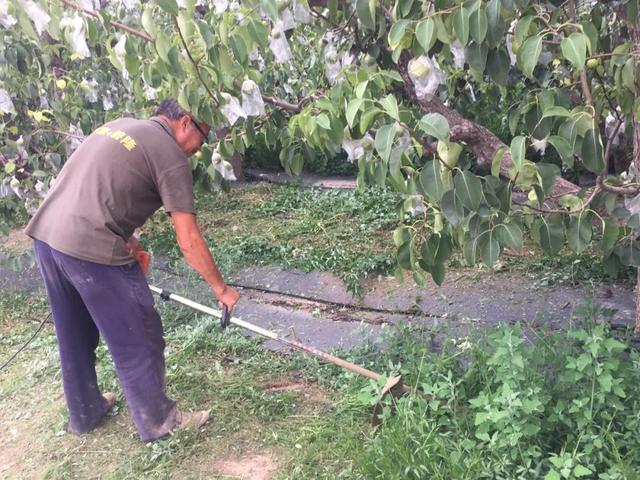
left=33, top=239, right=177, bottom=441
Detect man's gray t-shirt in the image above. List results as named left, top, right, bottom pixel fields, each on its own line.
left=24, top=116, right=194, bottom=265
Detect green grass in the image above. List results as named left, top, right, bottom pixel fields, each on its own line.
left=3, top=288, right=640, bottom=478
left=0, top=290, right=372, bottom=479
left=143, top=183, right=400, bottom=295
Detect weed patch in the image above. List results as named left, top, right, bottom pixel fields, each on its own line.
left=345, top=305, right=640, bottom=479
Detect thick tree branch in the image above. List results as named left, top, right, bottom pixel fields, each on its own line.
left=394, top=53, right=581, bottom=197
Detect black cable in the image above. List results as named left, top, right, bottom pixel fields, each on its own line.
left=0, top=313, right=52, bottom=372
left=153, top=265, right=427, bottom=316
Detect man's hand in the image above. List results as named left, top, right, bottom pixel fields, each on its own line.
left=127, top=236, right=151, bottom=274
left=215, top=284, right=240, bottom=312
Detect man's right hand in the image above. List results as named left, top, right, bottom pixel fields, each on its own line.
left=215, top=284, right=240, bottom=312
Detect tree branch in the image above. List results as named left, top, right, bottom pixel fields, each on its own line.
left=59, top=0, right=153, bottom=41
left=61, top=0, right=311, bottom=114
left=394, top=52, right=581, bottom=197
left=596, top=176, right=640, bottom=196
left=173, top=17, right=219, bottom=107
left=567, top=0, right=592, bottom=106
left=262, top=94, right=319, bottom=112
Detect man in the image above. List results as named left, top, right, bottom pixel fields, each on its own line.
left=24, top=99, right=240, bottom=442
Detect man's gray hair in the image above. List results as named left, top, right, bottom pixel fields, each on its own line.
left=154, top=99, right=188, bottom=120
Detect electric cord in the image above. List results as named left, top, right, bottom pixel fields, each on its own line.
left=0, top=312, right=52, bottom=372
left=153, top=265, right=428, bottom=317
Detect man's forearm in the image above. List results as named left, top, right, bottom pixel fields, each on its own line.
left=177, top=230, right=226, bottom=295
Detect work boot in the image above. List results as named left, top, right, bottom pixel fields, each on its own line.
left=173, top=409, right=210, bottom=431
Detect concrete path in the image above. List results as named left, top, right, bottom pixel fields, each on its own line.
left=2, top=248, right=636, bottom=353
left=146, top=260, right=636, bottom=352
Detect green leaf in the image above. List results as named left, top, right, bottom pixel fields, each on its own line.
left=510, top=136, right=526, bottom=171
left=516, top=34, right=542, bottom=78
left=430, top=262, right=446, bottom=285
left=141, top=6, right=156, bottom=36
left=420, top=160, right=446, bottom=201
left=375, top=124, right=396, bottom=163
left=437, top=141, right=462, bottom=169
left=420, top=233, right=453, bottom=266
left=541, top=106, right=571, bottom=119
left=359, top=107, right=380, bottom=134
left=615, top=240, right=640, bottom=266
left=463, top=233, right=483, bottom=265
left=491, top=145, right=508, bottom=176
left=600, top=219, right=619, bottom=255
left=485, top=0, right=504, bottom=48
left=260, top=0, right=278, bottom=21
left=419, top=113, right=449, bottom=141
left=379, top=94, right=400, bottom=121
left=389, top=20, right=411, bottom=48
left=290, top=153, right=303, bottom=176
left=355, top=81, right=368, bottom=98
left=573, top=465, right=592, bottom=477
left=537, top=162, right=559, bottom=195
left=229, top=34, right=247, bottom=63
left=434, top=233, right=453, bottom=264
left=453, top=7, right=471, bottom=45
left=514, top=16, right=535, bottom=45
left=544, top=471, right=561, bottom=480
left=397, top=240, right=413, bottom=269
left=346, top=98, right=364, bottom=129
left=441, top=190, right=463, bottom=225
left=560, top=32, right=587, bottom=71
left=316, top=113, right=330, bottom=130
left=581, top=128, right=604, bottom=174
left=547, top=136, right=574, bottom=168
left=538, top=218, right=564, bottom=255
left=247, top=19, right=268, bottom=48
left=415, top=18, right=436, bottom=52
left=356, top=0, right=376, bottom=31
left=567, top=212, right=592, bottom=253
left=487, top=48, right=510, bottom=86
left=156, top=0, right=179, bottom=15
left=469, top=7, right=488, bottom=44
left=412, top=269, right=426, bottom=287
left=465, top=42, right=488, bottom=73
left=496, top=223, right=523, bottom=251
left=480, top=230, right=500, bottom=266
left=558, top=117, right=579, bottom=147
left=454, top=170, right=482, bottom=211
left=155, top=31, right=171, bottom=63
left=580, top=21, right=598, bottom=54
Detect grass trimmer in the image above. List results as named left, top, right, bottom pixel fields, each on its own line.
left=148, top=285, right=422, bottom=424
